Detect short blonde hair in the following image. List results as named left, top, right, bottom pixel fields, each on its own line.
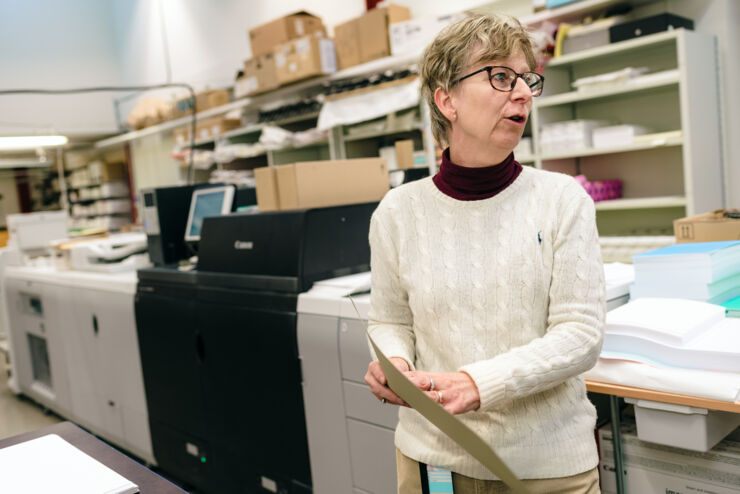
left=420, top=14, right=536, bottom=147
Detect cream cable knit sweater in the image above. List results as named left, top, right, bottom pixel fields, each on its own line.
left=367, top=166, right=605, bottom=480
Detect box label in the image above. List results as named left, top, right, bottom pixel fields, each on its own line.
left=295, top=38, right=310, bottom=54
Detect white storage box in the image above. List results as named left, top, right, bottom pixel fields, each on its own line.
left=6, top=211, right=69, bottom=251
left=572, top=67, right=648, bottom=92
left=539, top=119, right=609, bottom=154
left=593, top=125, right=649, bottom=148
left=389, top=13, right=465, bottom=56
left=625, top=397, right=740, bottom=452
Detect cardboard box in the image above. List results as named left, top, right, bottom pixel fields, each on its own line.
left=274, top=35, right=336, bottom=85
left=394, top=139, right=414, bottom=170
left=389, top=13, right=465, bottom=56
left=248, top=11, right=325, bottom=57
left=243, top=53, right=280, bottom=95
left=255, top=158, right=389, bottom=211
left=674, top=209, right=740, bottom=243
left=254, top=166, right=280, bottom=212
left=357, top=4, right=411, bottom=63
left=88, top=161, right=127, bottom=184
left=334, top=18, right=361, bottom=70
left=195, top=116, right=241, bottom=140
left=196, top=89, right=229, bottom=112
left=171, top=89, right=229, bottom=119
left=173, top=126, right=190, bottom=146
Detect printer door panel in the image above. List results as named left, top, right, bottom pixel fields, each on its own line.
left=197, top=299, right=312, bottom=488
left=135, top=291, right=208, bottom=437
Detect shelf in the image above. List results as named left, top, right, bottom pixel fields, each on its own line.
left=540, top=132, right=683, bottom=160
left=69, top=196, right=130, bottom=205
left=174, top=112, right=323, bottom=151
left=343, top=122, right=423, bottom=142
left=546, top=29, right=681, bottom=67
left=594, top=196, right=686, bottom=211
left=72, top=212, right=132, bottom=219
left=94, top=54, right=422, bottom=150
left=95, top=98, right=253, bottom=149
left=520, top=0, right=655, bottom=27
left=270, top=139, right=330, bottom=152
left=537, top=70, right=679, bottom=107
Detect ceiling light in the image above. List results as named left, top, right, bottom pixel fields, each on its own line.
left=0, top=135, right=68, bottom=151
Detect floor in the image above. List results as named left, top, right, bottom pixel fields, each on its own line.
left=0, top=340, right=63, bottom=440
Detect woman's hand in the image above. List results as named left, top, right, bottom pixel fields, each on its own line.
left=407, top=371, right=481, bottom=414
left=365, top=357, right=411, bottom=406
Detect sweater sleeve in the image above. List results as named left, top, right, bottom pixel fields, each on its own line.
left=460, top=181, right=605, bottom=410
left=366, top=202, right=416, bottom=370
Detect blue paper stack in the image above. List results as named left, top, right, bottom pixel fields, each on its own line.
left=630, top=240, right=740, bottom=304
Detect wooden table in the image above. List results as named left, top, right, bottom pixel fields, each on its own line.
left=585, top=379, right=740, bottom=494
left=0, top=421, right=186, bottom=493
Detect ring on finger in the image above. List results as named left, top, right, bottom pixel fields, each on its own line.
left=381, top=398, right=387, bottom=404
left=436, top=391, right=443, bottom=404
left=429, top=377, right=435, bottom=391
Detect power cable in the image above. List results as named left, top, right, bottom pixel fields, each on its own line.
left=0, top=84, right=198, bottom=182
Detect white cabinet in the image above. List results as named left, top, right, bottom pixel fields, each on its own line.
left=530, top=29, right=723, bottom=235
left=3, top=268, right=154, bottom=464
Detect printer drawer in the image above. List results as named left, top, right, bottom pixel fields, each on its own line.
left=343, top=380, right=398, bottom=430
left=347, top=419, right=397, bottom=494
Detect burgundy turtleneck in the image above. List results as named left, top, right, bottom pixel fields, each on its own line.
left=432, top=148, right=522, bottom=201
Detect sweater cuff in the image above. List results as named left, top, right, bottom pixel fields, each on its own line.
left=459, top=361, right=508, bottom=410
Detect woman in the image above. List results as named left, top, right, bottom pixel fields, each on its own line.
left=365, top=13, right=605, bottom=494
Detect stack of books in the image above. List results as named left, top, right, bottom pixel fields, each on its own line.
left=630, top=240, right=740, bottom=304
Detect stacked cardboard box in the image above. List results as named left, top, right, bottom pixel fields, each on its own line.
left=334, top=4, right=411, bottom=70
left=241, top=11, right=331, bottom=94
left=171, top=89, right=230, bottom=119
left=248, top=11, right=325, bottom=57
left=274, top=34, right=336, bottom=85
left=674, top=210, right=740, bottom=243
left=173, top=116, right=242, bottom=146
left=254, top=158, right=389, bottom=212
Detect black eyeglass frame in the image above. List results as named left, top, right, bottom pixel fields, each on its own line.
left=453, top=65, right=545, bottom=96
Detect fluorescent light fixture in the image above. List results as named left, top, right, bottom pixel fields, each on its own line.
left=0, top=135, right=68, bottom=150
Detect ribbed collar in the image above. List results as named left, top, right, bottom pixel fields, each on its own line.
left=432, top=148, right=522, bottom=201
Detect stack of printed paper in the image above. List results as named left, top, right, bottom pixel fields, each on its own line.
left=630, top=241, right=740, bottom=303
left=602, top=297, right=740, bottom=372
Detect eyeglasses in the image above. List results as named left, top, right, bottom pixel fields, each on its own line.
left=453, top=66, right=545, bottom=97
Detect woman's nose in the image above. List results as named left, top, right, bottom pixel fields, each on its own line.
left=511, top=76, right=532, bottom=101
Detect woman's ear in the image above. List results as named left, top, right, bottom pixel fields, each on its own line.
left=434, top=87, right=457, bottom=122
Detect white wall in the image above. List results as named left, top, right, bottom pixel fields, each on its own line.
left=0, top=0, right=122, bottom=135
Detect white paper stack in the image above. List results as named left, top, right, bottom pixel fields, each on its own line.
left=630, top=240, right=740, bottom=303
left=602, top=297, right=740, bottom=372
left=0, top=434, right=139, bottom=494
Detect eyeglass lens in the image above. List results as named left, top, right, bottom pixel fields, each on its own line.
left=490, top=67, right=543, bottom=96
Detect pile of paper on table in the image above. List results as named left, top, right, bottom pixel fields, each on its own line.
left=630, top=240, right=740, bottom=304
left=602, top=297, right=740, bottom=372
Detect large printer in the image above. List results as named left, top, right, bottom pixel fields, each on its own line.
left=134, top=202, right=376, bottom=494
